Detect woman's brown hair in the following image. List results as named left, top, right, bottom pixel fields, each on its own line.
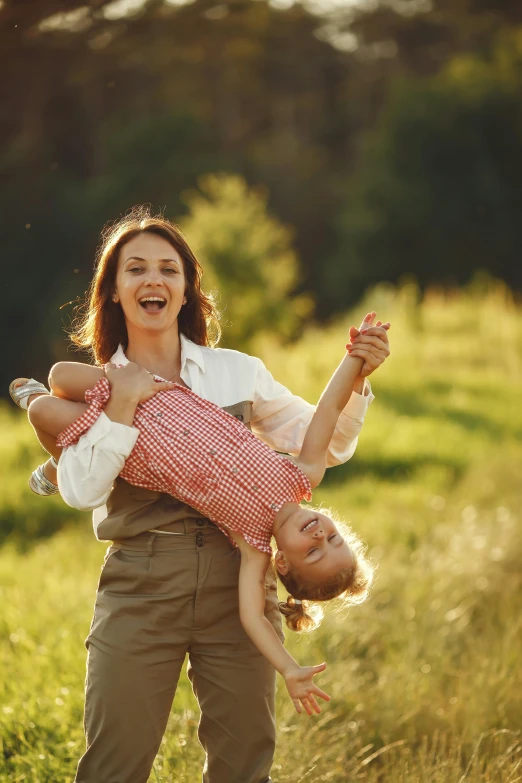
left=70, top=206, right=220, bottom=365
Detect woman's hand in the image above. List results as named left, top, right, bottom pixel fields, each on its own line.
left=348, top=314, right=391, bottom=379
left=104, top=362, right=175, bottom=404
left=283, top=662, right=331, bottom=715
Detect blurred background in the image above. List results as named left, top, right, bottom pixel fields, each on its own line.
left=1, top=1, right=522, bottom=781
left=2, top=0, right=522, bottom=385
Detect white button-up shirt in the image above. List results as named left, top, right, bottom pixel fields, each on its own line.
left=58, top=334, right=374, bottom=534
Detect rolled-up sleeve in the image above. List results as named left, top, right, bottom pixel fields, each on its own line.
left=250, top=357, right=373, bottom=467
left=57, top=412, right=139, bottom=511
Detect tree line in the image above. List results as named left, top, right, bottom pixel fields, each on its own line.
left=1, top=0, right=521, bottom=389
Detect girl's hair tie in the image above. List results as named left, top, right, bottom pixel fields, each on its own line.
left=293, top=599, right=302, bottom=605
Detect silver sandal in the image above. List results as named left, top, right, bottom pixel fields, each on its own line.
left=29, top=457, right=60, bottom=496
left=9, top=377, right=50, bottom=410
left=9, top=378, right=58, bottom=495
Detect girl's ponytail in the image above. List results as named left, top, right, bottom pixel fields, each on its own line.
left=278, top=597, right=323, bottom=633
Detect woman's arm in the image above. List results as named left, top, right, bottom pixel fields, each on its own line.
left=231, top=533, right=330, bottom=715
left=58, top=363, right=175, bottom=510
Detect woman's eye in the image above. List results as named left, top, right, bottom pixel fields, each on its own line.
left=129, top=267, right=143, bottom=273
left=162, top=267, right=178, bottom=274
left=307, top=547, right=318, bottom=555
left=328, top=534, right=338, bottom=542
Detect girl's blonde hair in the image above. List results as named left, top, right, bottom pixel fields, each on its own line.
left=277, top=514, right=374, bottom=633
left=70, top=206, right=221, bottom=365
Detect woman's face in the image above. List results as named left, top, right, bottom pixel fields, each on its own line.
left=114, top=232, right=186, bottom=337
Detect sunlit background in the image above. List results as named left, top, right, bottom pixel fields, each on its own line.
left=1, top=1, right=521, bottom=781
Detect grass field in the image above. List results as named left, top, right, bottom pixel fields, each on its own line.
left=1, top=280, right=521, bottom=782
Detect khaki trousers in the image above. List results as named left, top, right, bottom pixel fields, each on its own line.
left=74, top=519, right=283, bottom=783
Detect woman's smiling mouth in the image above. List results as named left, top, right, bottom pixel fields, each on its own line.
left=301, top=518, right=318, bottom=533
left=138, top=296, right=167, bottom=312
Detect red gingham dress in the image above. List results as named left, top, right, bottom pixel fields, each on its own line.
left=57, top=378, right=312, bottom=554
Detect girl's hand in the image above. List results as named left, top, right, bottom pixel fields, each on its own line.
left=283, top=663, right=331, bottom=715
left=104, top=362, right=175, bottom=404
left=347, top=312, right=391, bottom=378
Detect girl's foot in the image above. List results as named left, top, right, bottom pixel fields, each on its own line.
left=29, top=458, right=59, bottom=496
left=40, top=457, right=58, bottom=487
left=9, top=379, right=59, bottom=495
left=9, top=378, right=50, bottom=410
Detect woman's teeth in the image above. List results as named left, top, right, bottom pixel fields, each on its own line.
left=139, top=297, right=167, bottom=311
left=301, top=518, right=318, bottom=532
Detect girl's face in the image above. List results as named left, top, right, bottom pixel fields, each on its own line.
left=114, top=232, right=186, bottom=338
left=274, top=508, right=354, bottom=584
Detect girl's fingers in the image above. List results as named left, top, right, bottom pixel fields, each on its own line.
left=359, top=312, right=376, bottom=331
left=293, top=700, right=302, bottom=713
left=308, top=694, right=321, bottom=713
left=301, top=698, right=313, bottom=716
left=312, top=685, right=331, bottom=702
left=349, top=321, right=389, bottom=343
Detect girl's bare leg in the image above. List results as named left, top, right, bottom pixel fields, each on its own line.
left=28, top=396, right=89, bottom=483
left=12, top=365, right=100, bottom=486
left=49, top=362, right=104, bottom=401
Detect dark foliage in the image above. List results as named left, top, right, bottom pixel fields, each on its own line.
left=1, top=0, right=520, bottom=392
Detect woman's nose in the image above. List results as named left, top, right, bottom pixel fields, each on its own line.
left=144, top=268, right=164, bottom=285
left=312, top=528, right=324, bottom=539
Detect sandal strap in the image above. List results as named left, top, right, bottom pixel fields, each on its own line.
left=10, top=378, right=50, bottom=410
left=29, top=464, right=59, bottom=496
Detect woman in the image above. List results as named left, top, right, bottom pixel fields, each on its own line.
left=17, top=207, right=390, bottom=783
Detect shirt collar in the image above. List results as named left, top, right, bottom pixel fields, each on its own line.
left=111, top=333, right=205, bottom=373
left=180, top=333, right=205, bottom=373
left=111, top=344, right=128, bottom=366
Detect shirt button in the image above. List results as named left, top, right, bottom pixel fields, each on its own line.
left=209, top=449, right=217, bottom=456
left=231, top=467, right=239, bottom=474
left=271, top=503, right=279, bottom=510
left=156, top=412, right=163, bottom=418
left=252, top=485, right=259, bottom=491
left=183, top=429, right=190, bottom=435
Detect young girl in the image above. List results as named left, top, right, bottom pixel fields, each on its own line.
left=10, top=312, right=389, bottom=715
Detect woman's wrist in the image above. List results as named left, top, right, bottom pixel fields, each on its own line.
left=103, top=388, right=140, bottom=426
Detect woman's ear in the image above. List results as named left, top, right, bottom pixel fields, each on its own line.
left=274, top=550, right=289, bottom=576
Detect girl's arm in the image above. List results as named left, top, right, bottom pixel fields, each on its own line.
left=295, top=315, right=372, bottom=487
left=296, top=315, right=390, bottom=488
left=49, top=362, right=104, bottom=402
left=231, top=532, right=330, bottom=715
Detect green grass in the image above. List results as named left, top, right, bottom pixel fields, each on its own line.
left=1, top=280, right=521, bottom=781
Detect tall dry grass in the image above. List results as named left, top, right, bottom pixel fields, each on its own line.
left=1, top=280, right=521, bottom=781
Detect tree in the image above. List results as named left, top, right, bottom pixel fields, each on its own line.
left=179, top=174, right=313, bottom=348
left=327, top=28, right=522, bottom=309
